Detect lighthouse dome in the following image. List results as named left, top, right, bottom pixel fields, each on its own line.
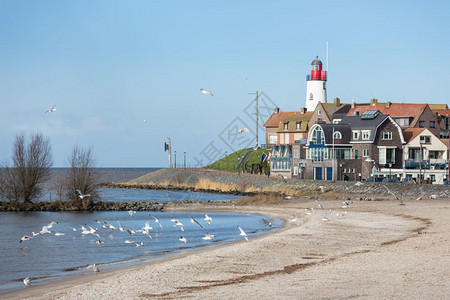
left=311, top=56, right=322, bottom=65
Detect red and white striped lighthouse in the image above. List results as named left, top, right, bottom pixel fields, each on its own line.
left=305, top=56, right=327, bottom=111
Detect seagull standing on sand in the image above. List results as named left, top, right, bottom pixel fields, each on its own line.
left=237, top=225, right=249, bottom=241
left=200, top=88, right=214, bottom=96
left=190, top=216, right=203, bottom=229
left=204, top=213, right=212, bottom=225
left=45, top=105, right=56, bottom=113
left=23, top=277, right=31, bottom=286
left=92, top=264, right=100, bottom=272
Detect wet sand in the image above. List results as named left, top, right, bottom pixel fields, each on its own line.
left=3, top=197, right=450, bottom=299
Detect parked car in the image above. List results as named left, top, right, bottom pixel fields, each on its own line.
left=444, top=180, right=450, bottom=185
left=381, top=178, right=400, bottom=183
left=366, top=176, right=383, bottom=182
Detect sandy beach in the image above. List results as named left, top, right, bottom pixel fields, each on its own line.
left=3, top=195, right=450, bottom=300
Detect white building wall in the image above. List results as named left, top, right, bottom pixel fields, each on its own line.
left=306, top=80, right=327, bottom=112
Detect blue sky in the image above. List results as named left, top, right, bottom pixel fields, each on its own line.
left=1, top=0, right=449, bottom=167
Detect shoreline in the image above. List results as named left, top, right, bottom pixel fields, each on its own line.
left=4, top=197, right=449, bottom=299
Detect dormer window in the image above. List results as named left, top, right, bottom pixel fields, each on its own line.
left=362, top=130, right=371, bottom=140
left=381, top=131, right=392, bottom=140
left=311, top=127, right=324, bottom=144
left=296, top=122, right=301, bottom=130
left=333, top=131, right=342, bottom=139
left=283, top=122, right=288, bottom=130
left=352, top=131, right=360, bottom=140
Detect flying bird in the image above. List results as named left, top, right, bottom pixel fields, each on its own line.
left=383, top=185, right=399, bottom=201
left=20, top=235, right=31, bottom=243
left=76, top=189, right=91, bottom=200
left=237, top=127, right=250, bottom=134
left=128, top=210, right=137, bottom=217
left=315, top=199, right=323, bottom=209
left=204, top=213, right=212, bottom=225
left=151, top=215, right=163, bottom=229
left=45, top=105, right=56, bottom=113
left=262, top=218, right=272, bottom=227
left=237, top=225, right=249, bottom=241
left=190, top=216, right=203, bottom=229
left=202, top=233, right=214, bottom=241
left=179, top=236, right=187, bottom=244
left=175, top=220, right=184, bottom=232
left=200, top=88, right=214, bottom=96
left=23, top=277, right=31, bottom=286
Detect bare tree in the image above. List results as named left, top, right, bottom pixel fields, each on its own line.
left=65, top=146, right=100, bottom=205
left=2, top=133, right=53, bottom=202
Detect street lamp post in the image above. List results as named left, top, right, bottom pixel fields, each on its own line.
left=389, top=162, right=392, bottom=179
left=184, top=152, right=186, bottom=169
left=174, top=151, right=177, bottom=168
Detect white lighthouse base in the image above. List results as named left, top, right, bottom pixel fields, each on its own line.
left=306, top=80, right=327, bottom=112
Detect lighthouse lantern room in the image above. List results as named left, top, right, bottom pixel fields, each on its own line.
left=305, top=56, right=327, bottom=112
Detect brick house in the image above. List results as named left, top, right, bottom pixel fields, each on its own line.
left=263, top=108, right=297, bottom=149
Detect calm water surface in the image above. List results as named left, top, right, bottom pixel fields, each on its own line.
left=0, top=168, right=281, bottom=294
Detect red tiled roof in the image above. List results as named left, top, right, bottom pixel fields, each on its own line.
left=264, top=111, right=312, bottom=127
left=402, top=128, right=426, bottom=143
left=347, top=103, right=428, bottom=126
left=434, top=109, right=450, bottom=117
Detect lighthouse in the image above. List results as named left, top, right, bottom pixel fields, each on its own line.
left=305, top=56, right=327, bottom=112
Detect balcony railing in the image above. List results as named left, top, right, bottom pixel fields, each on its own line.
left=405, top=159, right=448, bottom=169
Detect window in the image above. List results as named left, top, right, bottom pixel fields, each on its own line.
left=311, top=127, right=324, bottom=144
left=419, top=121, right=425, bottom=128
left=381, top=131, right=392, bottom=140
left=318, top=109, right=322, bottom=116
left=354, top=149, right=359, bottom=159
left=379, top=147, right=395, bottom=165
left=309, top=93, right=313, bottom=101
left=420, top=135, right=431, bottom=144
left=363, top=149, right=369, bottom=157
left=332, top=119, right=340, bottom=124
left=283, top=122, right=288, bottom=130
left=269, top=135, right=277, bottom=144
left=352, top=131, right=359, bottom=140
left=362, top=130, right=371, bottom=140
left=333, top=131, right=342, bottom=139
left=430, top=121, right=436, bottom=128
left=296, top=122, right=301, bottom=130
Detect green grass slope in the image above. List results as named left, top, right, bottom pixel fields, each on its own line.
left=204, top=148, right=270, bottom=172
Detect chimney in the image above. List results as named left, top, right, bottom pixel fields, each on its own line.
left=351, top=101, right=356, bottom=109
left=370, top=98, right=378, bottom=106
left=274, top=107, right=280, bottom=114
left=300, top=107, right=307, bottom=114
left=333, top=97, right=341, bottom=106
left=386, top=101, right=392, bottom=108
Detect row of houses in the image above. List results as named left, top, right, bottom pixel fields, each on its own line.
left=264, top=98, right=450, bottom=184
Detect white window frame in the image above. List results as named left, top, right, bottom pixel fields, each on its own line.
left=333, top=131, right=342, bottom=139
left=352, top=130, right=360, bottom=140
left=381, top=131, right=392, bottom=140
left=363, top=149, right=369, bottom=157
left=362, top=130, right=371, bottom=140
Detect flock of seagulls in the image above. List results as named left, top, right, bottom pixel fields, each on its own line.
left=18, top=212, right=266, bottom=287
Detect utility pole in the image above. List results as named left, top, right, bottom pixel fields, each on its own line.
left=249, top=91, right=259, bottom=149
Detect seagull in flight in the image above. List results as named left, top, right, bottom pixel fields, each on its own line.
left=76, top=189, right=91, bottom=200
left=262, top=218, right=272, bottom=227
left=20, top=235, right=31, bottom=243
left=190, top=216, right=203, bottom=229
left=202, top=233, right=214, bottom=241
left=179, top=236, right=187, bottom=244
left=151, top=215, right=163, bottom=229
left=200, top=88, right=214, bottom=96
left=128, top=210, right=137, bottom=217
left=237, top=127, right=250, bottom=134
left=237, top=225, right=249, bottom=241
left=315, top=199, right=323, bottom=209
left=23, top=277, right=31, bottom=286
left=174, top=220, right=184, bottom=232
left=204, top=213, right=212, bottom=225
left=45, top=105, right=56, bottom=113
